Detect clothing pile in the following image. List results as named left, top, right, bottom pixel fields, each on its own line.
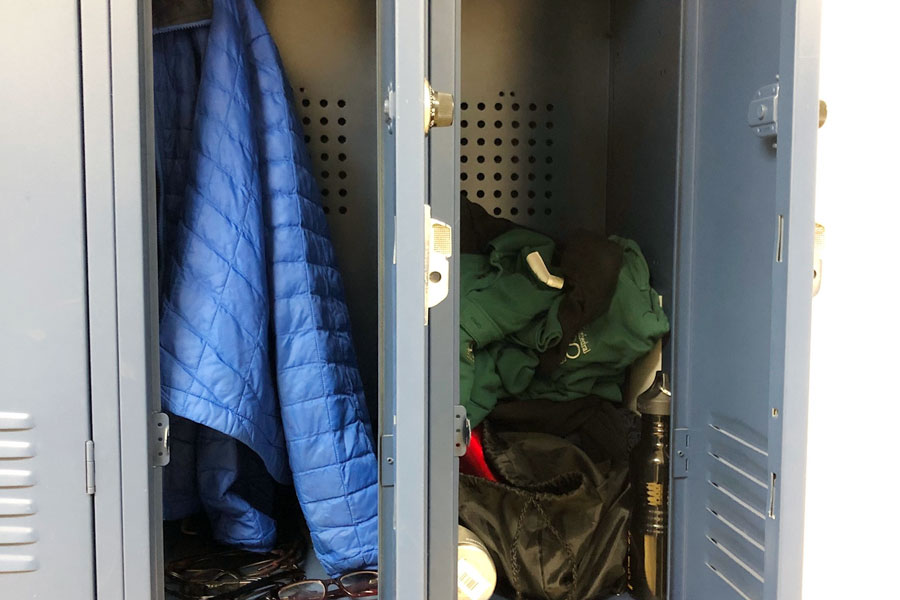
left=457, top=199, right=669, bottom=600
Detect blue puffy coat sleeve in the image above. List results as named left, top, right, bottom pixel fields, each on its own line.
left=154, top=0, right=378, bottom=575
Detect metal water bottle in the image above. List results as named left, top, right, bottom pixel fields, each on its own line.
left=628, top=371, right=671, bottom=600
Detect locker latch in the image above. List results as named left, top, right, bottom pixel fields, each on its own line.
left=424, top=205, right=452, bottom=324
left=454, top=405, right=471, bottom=457
left=383, top=84, right=396, bottom=134
left=813, top=223, right=825, bottom=296
left=747, top=82, right=780, bottom=138
left=151, top=412, right=170, bottom=467
left=380, top=434, right=395, bottom=488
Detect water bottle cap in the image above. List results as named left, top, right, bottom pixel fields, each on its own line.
left=637, top=371, right=672, bottom=416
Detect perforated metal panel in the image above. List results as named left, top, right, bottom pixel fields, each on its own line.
left=461, top=0, right=610, bottom=238
left=297, top=96, right=355, bottom=217
left=459, top=97, right=559, bottom=218
left=257, top=0, right=378, bottom=408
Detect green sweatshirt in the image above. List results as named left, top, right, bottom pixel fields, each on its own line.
left=460, top=232, right=669, bottom=426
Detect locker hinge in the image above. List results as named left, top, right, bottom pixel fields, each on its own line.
left=424, top=205, right=452, bottom=324
left=151, top=412, right=170, bottom=467
left=380, top=434, right=395, bottom=488
left=747, top=82, right=780, bottom=138
left=673, top=428, right=690, bottom=479
left=454, top=405, right=471, bottom=457
left=84, top=440, right=96, bottom=495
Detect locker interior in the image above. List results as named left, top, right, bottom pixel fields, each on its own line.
left=247, top=0, right=680, bottom=429
left=165, top=0, right=680, bottom=596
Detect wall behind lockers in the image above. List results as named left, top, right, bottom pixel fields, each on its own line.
left=803, top=2, right=900, bottom=598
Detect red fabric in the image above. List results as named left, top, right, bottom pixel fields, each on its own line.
left=459, top=425, right=497, bottom=481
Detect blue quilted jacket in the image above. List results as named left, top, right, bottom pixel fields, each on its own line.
left=153, top=0, right=378, bottom=575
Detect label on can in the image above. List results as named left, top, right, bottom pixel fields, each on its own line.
left=458, top=558, right=492, bottom=600
left=646, top=481, right=664, bottom=507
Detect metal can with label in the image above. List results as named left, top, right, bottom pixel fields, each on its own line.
left=457, top=524, right=497, bottom=600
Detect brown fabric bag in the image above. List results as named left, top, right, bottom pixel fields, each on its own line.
left=459, top=397, right=638, bottom=600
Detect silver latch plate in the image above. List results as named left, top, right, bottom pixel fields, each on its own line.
left=380, top=434, right=395, bottom=487
left=748, top=83, right=779, bottom=138
left=454, top=405, right=471, bottom=457
left=383, top=84, right=396, bottom=134
left=152, top=412, right=170, bottom=467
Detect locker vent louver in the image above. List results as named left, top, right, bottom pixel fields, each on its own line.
left=459, top=92, right=557, bottom=222
left=704, top=420, right=768, bottom=600
left=298, top=93, right=353, bottom=218
left=0, top=412, right=38, bottom=574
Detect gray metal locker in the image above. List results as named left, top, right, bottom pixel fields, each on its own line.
left=0, top=0, right=820, bottom=599
left=0, top=4, right=97, bottom=599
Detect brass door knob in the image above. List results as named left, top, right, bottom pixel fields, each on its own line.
left=424, top=79, right=454, bottom=134
left=818, top=100, right=828, bottom=128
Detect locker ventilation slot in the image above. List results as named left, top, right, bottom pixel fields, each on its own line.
left=298, top=93, right=352, bottom=217
left=706, top=563, right=757, bottom=600
left=0, top=412, right=37, bottom=573
left=459, top=93, right=557, bottom=222
left=704, top=419, right=768, bottom=600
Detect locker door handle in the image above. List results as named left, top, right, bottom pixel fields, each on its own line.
left=424, top=79, right=454, bottom=134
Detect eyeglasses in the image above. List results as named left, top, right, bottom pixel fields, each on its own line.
left=165, top=544, right=307, bottom=600
left=277, top=571, right=378, bottom=600
left=205, top=571, right=379, bottom=600
left=164, top=541, right=376, bottom=600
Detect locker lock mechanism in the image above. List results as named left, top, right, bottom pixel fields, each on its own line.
left=424, top=205, right=452, bottom=324
left=748, top=82, right=780, bottom=138
left=424, top=79, right=454, bottom=135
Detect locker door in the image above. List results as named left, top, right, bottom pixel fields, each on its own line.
left=0, top=2, right=97, bottom=598
left=81, top=1, right=163, bottom=599
left=672, top=1, right=821, bottom=600
left=378, top=1, right=459, bottom=598
left=378, top=1, right=428, bottom=599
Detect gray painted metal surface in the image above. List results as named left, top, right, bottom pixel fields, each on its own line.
left=379, top=1, right=429, bottom=599
left=607, top=0, right=681, bottom=315
left=770, top=2, right=820, bottom=598
left=459, top=0, right=609, bottom=239
left=378, top=1, right=398, bottom=597
left=107, top=1, right=164, bottom=598
left=427, top=1, right=461, bottom=598
left=672, top=1, right=819, bottom=599
left=0, top=2, right=96, bottom=598
left=81, top=0, right=129, bottom=596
